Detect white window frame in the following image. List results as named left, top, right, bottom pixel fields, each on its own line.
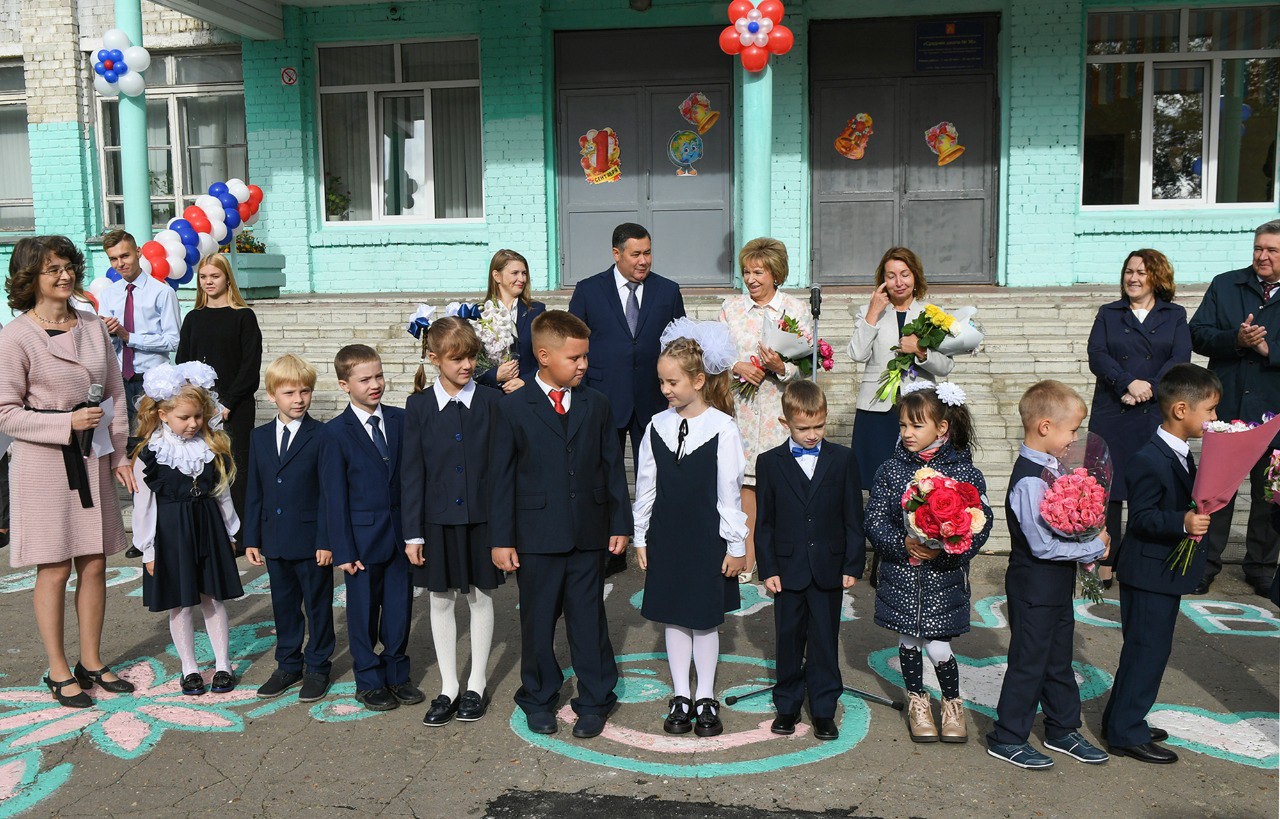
left=0, top=61, right=33, bottom=233
left=95, top=51, right=246, bottom=229
left=1081, top=5, right=1280, bottom=210
left=315, top=38, right=485, bottom=225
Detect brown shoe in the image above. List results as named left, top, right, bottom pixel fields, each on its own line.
left=939, top=696, right=968, bottom=743
left=906, top=692, right=938, bottom=743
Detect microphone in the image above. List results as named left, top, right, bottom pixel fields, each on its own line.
left=809, top=282, right=823, bottom=319
left=79, top=383, right=104, bottom=457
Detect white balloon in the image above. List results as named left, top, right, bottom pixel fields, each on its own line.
left=226, top=179, right=250, bottom=204
left=167, top=252, right=186, bottom=275
left=155, top=230, right=184, bottom=253
left=760, top=18, right=773, bottom=33
left=102, top=29, right=132, bottom=51
left=200, top=202, right=225, bottom=224
left=735, top=18, right=749, bottom=33
left=196, top=233, right=219, bottom=258
left=194, top=194, right=220, bottom=212
left=740, top=32, right=753, bottom=46
left=93, top=75, right=118, bottom=97
left=138, top=258, right=152, bottom=278
left=246, top=211, right=260, bottom=226
left=117, top=72, right=145, bottom=97
left=122, top=46, right=150, bottom=73
left=211, top=221, right=229, bottom=243
left=747, top=9, right=761, bottom=21
left=88, top=277, right=112, bottom=300
left=753, top=32, right=768, bottom=47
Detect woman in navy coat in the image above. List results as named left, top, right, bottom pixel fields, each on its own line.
left=1087, top=249, right=1192, bottom=582
left=476, top=249, right=545, bottom=394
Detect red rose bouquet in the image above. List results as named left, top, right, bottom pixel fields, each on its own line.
left=1039, top=433, right=1112, bottom=603
left=901, top=467, right=986, bottom=565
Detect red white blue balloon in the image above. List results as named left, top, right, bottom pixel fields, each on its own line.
left=92, top=29, right=150, bottom=98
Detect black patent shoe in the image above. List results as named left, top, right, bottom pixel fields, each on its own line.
left=456, top=689, right=490, bottom=722
left=73, top=662, right=135, bottom=694
left=422, top=694, right=459, bottom=726
left=694, top=698, right=723, bottom=737
left=44, top=675, right=93, bottom=708
left=664, top=695, right=693, bottom=734
left=125, top=546, right=143, bottom=559
left=210, top=671, right=237, bottom=694
left=181, top=673, right=207, bottom=696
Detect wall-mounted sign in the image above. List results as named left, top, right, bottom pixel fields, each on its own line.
left=915, top=20, right=986, bottom=72
left=579, top=127, right=621, bottom=184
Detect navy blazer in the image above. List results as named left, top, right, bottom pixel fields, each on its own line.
left=568, top=269, right=686, bottom=429
left=1190, top=266, right=1280, bottom=422
left=320, top=405, right=404, bottom=567
left=401, top=384, right=499, bottom=534
left=754, top=441, right=865, bottom=590
left=1117, top=433, right=1205, bottom=596
left=487, top=380, right=632, bottom=554
left=242, top=414, right=327, bottom=561
left=476, top=300, right=546, bottom=388
left=1087, top=299, right=1191, bottom=499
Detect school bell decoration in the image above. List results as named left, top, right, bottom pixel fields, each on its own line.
left=718, top=0, right=795, bottom=73
left=92, top=29, right=151, bottom=98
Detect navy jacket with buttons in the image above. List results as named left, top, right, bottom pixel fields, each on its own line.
left=242, top=413, right=327, bottom=561
left=1189, top=265, right=1280, bottom=423
left=1116, top=433, right=1205, bottom=596
left=401, top=384, right=499, bottom=535
left=320, top=405, right=404, bottom=568
left=1087, top=298, right=1191, bottom=500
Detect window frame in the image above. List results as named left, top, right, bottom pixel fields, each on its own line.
left=0, top=60, right=33, bottom=233
left=1081, top=5, right=1280, bottom=210
left=314, top=37, right=485, bottom=225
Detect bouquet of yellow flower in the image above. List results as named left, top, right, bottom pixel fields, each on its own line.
left=876, top=304, right=963, bottom=403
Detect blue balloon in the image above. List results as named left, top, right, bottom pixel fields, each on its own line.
left=176, top=228, right=199, bottom=246
left=104, top=70, right=118, bottom=84
left=222, top=208, right=241, bottom=230
left=115, top=61, right=128, bottom=75
left=208, top=182, right=229, bottom=197
left=167, top=279, right=180, bottom=290
left=105, top=266, right=121, bottom=282
left=97, top=50, right=110, bottom=62
left=176, top=264, right=195, bottom=286
left=109, top=49, right=123, bottom=63
left=169, top=218, right=192, bottom=233
left=217, top=192, right=239, bottom=210
left=184, top=244, right=200, bottom=265
left=94, top=62, right=105, bottom=76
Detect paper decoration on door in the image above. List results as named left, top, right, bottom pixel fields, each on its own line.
left=835, top=113, right=874, bottom=160
left=579, top=128, right=621, bottom=184
left=924, top=121, right=965, bottom=166
left=667, top=131, right=704, bottom=176
left=679, top=92, right=720, bottom=135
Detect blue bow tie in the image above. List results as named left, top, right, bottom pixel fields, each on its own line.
left=791, top=445, right=820, bottom=457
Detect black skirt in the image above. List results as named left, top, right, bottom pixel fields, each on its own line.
left=852, top=408, right=900, bottom=489
left=412, top=522, right=504, bottom=593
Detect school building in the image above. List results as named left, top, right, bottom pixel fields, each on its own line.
left=0, top=0, right=1275, bottom=293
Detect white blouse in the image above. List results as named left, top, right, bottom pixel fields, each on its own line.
left=131, top=428, right=240, bottom=562
left=632, top=407, right=748, bottom=556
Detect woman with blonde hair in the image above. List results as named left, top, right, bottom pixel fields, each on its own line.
left=476, top=249, right=545, bottom=395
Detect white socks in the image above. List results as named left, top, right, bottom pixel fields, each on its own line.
left=169, top=606, right=198, bottom=676
left=429, top=588, right=496, bottom=699
left=898, top=633, right=954, bottom=664
left=169, top=595, right=231, bottom=676
left=665, top=625, right=720, bottom=702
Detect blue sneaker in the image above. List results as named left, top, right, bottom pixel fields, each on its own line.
left=1044, top=732, right=1109, bottom=763
left=987, top=740, right=1054, bottom=769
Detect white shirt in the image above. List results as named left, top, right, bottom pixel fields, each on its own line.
left=632, top=407, right=748, bottom=556
left=1131, top=307, right=1150, bottom=323
left=349, top=403, right=387, bottom=443
left=1156, top=426, right=1192, bottom=474
left=276, top=417, right=302, bottom=456
left=99, top=273, right=181, bottom=373
left=613, top=265, right=643, bottom=311
left=433, top=378, right=476, bottom=410
left=790, top=439, right=820, bottom=479
left=534, top=372, right=572, bottom=413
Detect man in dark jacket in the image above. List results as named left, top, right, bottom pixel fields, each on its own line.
left=1187, top=219, right=1280, bottom=596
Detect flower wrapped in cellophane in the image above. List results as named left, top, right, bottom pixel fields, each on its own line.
left=1039, top=432, right=1112, bottom=602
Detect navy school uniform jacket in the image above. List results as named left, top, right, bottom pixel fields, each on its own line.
left=242, top=413, right=327, bottom=560
left=476, top=300, right=546, bottom=388
left=400, top=383, right=499, bottom=535
left=320, top=405, right=405, bottom=568
left=1116, top=433, right=1205, bottom=596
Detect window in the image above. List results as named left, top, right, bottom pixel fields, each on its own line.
left=98, top=52, right=246, bottom=228
left=317, top=39, right=483, bottom=222
left=1083, top=6, right=1280, bottom=207
left=0, top=63, right=33, bottom=232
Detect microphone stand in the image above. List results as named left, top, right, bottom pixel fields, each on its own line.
left=808, top=284, right=821, bottom=382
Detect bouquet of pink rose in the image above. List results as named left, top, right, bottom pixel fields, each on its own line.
left=1265, top=448, right=1280, bottom=505
left=1039, top=433, right=1112, bottom=603
left=900, top=467, right=986, bottom=566
left=732, top=314, right=834, bottom=400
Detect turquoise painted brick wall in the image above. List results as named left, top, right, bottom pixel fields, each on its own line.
left=30, top=122, right=94, bottom=241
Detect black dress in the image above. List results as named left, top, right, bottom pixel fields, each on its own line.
left=139, top=448, right=245, bottom=612
left=641, top=432, right=740, bottom=630
left=176, top=306, right=263, bottom=520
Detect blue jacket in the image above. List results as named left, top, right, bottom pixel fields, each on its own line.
left=242, top=414, right=327, bottom=560
left=568, top=269, right=686, bottom=429
left=320, top=405, right=404, bottom=567
left=1117, top=433, right=1205, bottom=596
left=400, top=384, right=499, bottom=532
left=476, top=300, right=546, bottom=388
left=866, top=442, right=992, bottom=638
left=1189, top=266, right=1280, bottom=422
left=1087, top=298, right=1191, bottom=499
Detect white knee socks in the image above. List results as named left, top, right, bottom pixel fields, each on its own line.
left=465, top=588, right=494, bottom=695
left=169, top=606, right=198, bottom=676
left=691, top=628, right=719, bottom=702
left=665, top=625, right=720, bottom=702
left=430, top=588, right=497, bottom=699
left=665, top=626, right=694, bottom=699
left=169, top=596, right=231, bottom=676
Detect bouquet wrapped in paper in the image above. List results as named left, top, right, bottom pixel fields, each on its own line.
left=876, top=304, right=984, bottom=403
left=733, top=313, right=834, bottom=400
left=900, top=467, right=987, bottom=566
left=442, top=300, right=515, bottom=374
left=1039, top=433, right=1112, bottom=602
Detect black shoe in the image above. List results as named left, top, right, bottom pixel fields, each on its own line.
left=770, top=712, right=798, bottom=735
left=43, top=675, right=93, bottom=708
left=1248, top=576, right=1275, bottom=597
left=526, top=711, right=557, bottom=734
left=73, top=662, right=135, bottom=694
left=256, top=670, right=303, bottom=699
left=181, top=673, right=207, bottom=696
left=298, top=673, right=330, bottom=703
left=390, top=682, right=425, bottom=705
left=604, top=554, right=628, bottom=577
left=210, top=671, right=237, bottom=693
left=812, top=716, right=839, bottom=740
left=1102, top=578, right=1114, bottom=590
left=355, top=687, right=399, bottom=712
left=125, top=546, right=143, bottom=559
left=1191, top=577, right=1213, bottom=595
left=1109, top=742, right=1178, bottom=764
left=1103, top=727, right=1168, bottom=743
left=422, top=694, right=459, bottom=726
left=0, top=530, right=8, bottom=549
left=573, top=713, right=607, bottom=739
left=694, top=698, right=723, bottom=737
left=664, top=696, right=693, bottom=734
left=456, top=689, right=490, bottom=722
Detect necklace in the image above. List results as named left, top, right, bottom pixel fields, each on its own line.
left=29, top=309, right=73, bottom=325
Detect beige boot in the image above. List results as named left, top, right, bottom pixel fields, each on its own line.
left=906, top=692, right=938, bottom=743
left=939, top=696, right=968, bottom=743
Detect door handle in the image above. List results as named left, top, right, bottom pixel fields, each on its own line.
left=646, top=168, right=651, bottom=202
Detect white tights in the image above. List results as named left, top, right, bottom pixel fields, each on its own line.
left=429, top=588, right=495, bottom=699
left=898, top=633, right=954, bottom=664
left=665, top=625, right=719, bottom=703
left=168, top=595, right=230, bottom=675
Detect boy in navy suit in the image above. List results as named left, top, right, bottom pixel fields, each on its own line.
left=489, top=311, right=632, bottom=739
left=987, top=381, right=1111, bottom=769
left=320, top=344, right=424, bottom=712
left=1102, top=364, right=1219, bottom=764
left=755, top=381, right=864, bottom=741
left=243, top=354, right=335, bottom=702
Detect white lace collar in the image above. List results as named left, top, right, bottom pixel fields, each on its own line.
left=147, top=426, right=215, bottom=478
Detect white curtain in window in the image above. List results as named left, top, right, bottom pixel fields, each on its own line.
left=0, top=103, right=32, bottom=201
left=431, top=87, right=482, bottom=218
left=321, top=93, right=372, bottom=220
left=182, top=96, right=247, bottom=195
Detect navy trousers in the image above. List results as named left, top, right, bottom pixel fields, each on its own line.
left=1102, top=584, right=1180, bottom=747
left=772, top=583, right=844, bottom=719
left=342, top=556, right=412, bottom=691
left=987, top=597, right=1081, bottom=745
left=266, top=556, right=336, bottom=676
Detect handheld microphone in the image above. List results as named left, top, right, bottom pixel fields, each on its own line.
left=79, top=383, right=104, bottom=457
left=809, top=282, right=823, bottom=319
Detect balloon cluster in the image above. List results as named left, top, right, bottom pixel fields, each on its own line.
left=105, top=178, right=264, bottom=290
left=92, top=29, right=151, bottom=98
left=718, top=0, right=794, bottom=73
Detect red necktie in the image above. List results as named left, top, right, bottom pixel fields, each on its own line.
left=122, top=283, right=136, bottom=380
left=1263, top=281, right=1278, bottom=303
left=549, top=389, right=567, bottom=415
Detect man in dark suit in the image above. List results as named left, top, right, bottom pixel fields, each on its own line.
left=1103, top=364, right=1220, bottom=764
left=243, top=355, right=335, bottom=703
left=1188, top=219, right=1280, bottom=596
left=489, top=311, right=632, bottom=739
left=320, top=345, right=423, bottom=712
left=755, top=381, right=863, bottom=741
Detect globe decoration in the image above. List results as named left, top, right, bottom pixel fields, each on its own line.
left=667, top=130, right=705, bottom=177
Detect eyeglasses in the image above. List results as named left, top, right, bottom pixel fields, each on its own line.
left=40, top=266, right=78, bottom=279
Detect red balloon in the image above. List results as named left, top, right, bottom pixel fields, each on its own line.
left=150, top=259, right=169, bottom=281
left=767, top=24, right=795, bottom=55
left=757, top=0, right=785, bottom=23
left=104, top=60, right=114, bottom=71
left=727, top=0, right=753, bottom=23
left=741, top=45, right=769, bottom=72
left=238, top=202, right=252, bottom=221
left=246, top=184, right=264, bottom=206
left=141, top=241, right=166, bottom=261
left=182, top=205, right=204, bottom=222
left=719, top=25, right=744, bottom=55
left=188, top=214, right=211, bottom=234
left=249, top=200, right=260, bottom=216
